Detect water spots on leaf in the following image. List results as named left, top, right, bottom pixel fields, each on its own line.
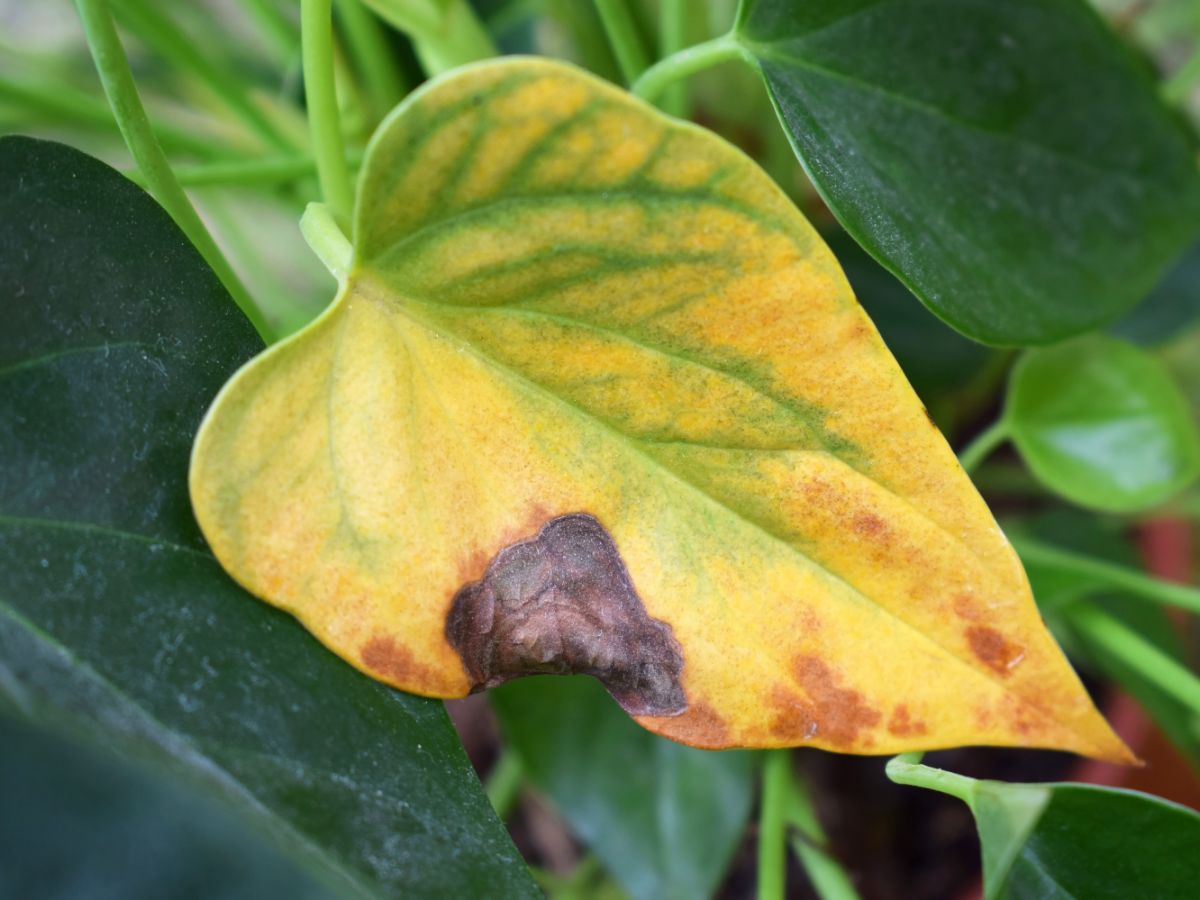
left=445, top=513, right=687, bottom=717
left=966, top=626, right=1025, bottom=676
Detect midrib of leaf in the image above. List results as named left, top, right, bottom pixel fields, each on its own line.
left=349, top=278, right=1071, bottom=725
left=0, top=341, right=152, bottom=381
left=0, top=566, right=378, bottom=900
left=741, top=41, right=1178, bottom=189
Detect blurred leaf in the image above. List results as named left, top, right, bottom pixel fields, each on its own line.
left=1112, top=240, right=1200, bottom=346
left=492, top=675, right=756, bottom=900
left=0, top=135, right=537, bottom=900
left=735, top=0, right=1200, bottom=345
left=1007, top=334, right=1200, bottom=511
left=192, top=58, right=1128, bottom=760
left=972, top=781, right=1200, bottom=899
left=0, top=714, right=337, bottom=900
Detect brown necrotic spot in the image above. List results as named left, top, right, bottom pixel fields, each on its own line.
left=770, top=656, right=881, bottom=748
left=445, top=513, right=686, bottom=717
left=887, top=703, right=928, bottom=737
left=361, top=635, right=440, bottom=686
left=966, top=626, right=1025, bottom=676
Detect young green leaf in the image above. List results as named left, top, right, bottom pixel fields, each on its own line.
left=491, top=675, right=756, bottom=900
left=192, top=58, right=1131, bottom=761
left=734, top=0, right=1200, bottom=345
left=0, top=136, right=537, bottom=900
left=1007, top=334, right=1200, bottom=512
left=888, top=757, right=1200, bottom=900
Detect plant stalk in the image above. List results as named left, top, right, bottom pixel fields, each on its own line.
left=594, top=0, right=651, bottom=84
left=957, top=418, right=1010, bottom=474
left=362, top=0, right=497, bottom=75
left=333, top=0, right=408, bottom=117
left=301, top=0, right=355, bottom=226
left=632, top=34, right=749, bottom=103
left=74, top=0, right=269, bottom=341
left=757, top=749, right=790, bottom=900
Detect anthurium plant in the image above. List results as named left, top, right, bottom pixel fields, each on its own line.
left=2, top=1, right=1200, bottom=898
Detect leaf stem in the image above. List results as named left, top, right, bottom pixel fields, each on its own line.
left=301, top=0, right=354, bottom=226
left=632, top=34, right=749, bottom=103
left=594, top=0, right=651, bottom=84
left=1010, top=535, right=1200, bottom=616
left=110, top=0, right=296, bottom=151
left=785, top=765, right=862, bottom=900
left=657, top=0, right=689, bottom=116
left=957, top=418, right=1010, bottom=474
left=300, top=202, right=353, bottom=282
left=1069, top=604, right=1200, bottom=715
left=74, top=0, right=269, bottom=341
left=885, top=754, right=977, bottom=806
left=363, top=0, right=497, bottom=75
left=124, top=150, right=364, bottom=188
left=757, top=749, right=790, bottom=900
left=484, top=750, right=524, bottom=821
left=333, top=0, right=408, bottom=117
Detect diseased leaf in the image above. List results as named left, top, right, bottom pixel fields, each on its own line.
left=192, top=59, right=1129, bottom=760
left=735, top=0, right=1200, bottom=345
left=1006, top=334, right=1200, bottom=512
left=0, top=136, right=538, bottom=900
left=491, top=675, right=756, bottom=900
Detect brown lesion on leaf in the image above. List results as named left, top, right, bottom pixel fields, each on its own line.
left=641, top=699, right=730, bottom=749
left=966, top=625, right=1025, bottom=677
left=953, top=595, right=983, bottom=622
left=770, top=655, right=881, bottom=748
left=887, top=703, right=928, bottom=737
left=445, top=513, right=687, bottom=717
left=360, top=635, right=442, bottom=688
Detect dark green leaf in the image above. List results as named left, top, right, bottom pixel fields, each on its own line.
left=828, top=230, right=990, bottom=400
left=492, top=676, right=756, bottom=900
left=972, top=781, right=1200, bottom=899
left=1112, top=239, right=1200, bottom=346
left=736, top=0, right=1200, bottom=345
left=0, top=713, right=336, bottom=900
left=1007, top=334, right=1200, bottom=511
left=0, top=136, right=537, bottom=900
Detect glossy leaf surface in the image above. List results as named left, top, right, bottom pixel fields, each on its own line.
left=1007, top=335, right=1200, bottom=512
left=0, top=136, right=537, bottom=900
left=736, top=0, right=1200, bottom=345
left=192, top=59, right=1128, bottom=760
left=0, top=714, right=336, bottom=900
left=492, top=675, right=756, bottom=900
left=973, top=782, right=1200, bottom=899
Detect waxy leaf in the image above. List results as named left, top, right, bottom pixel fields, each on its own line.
left=192, top=59, right=1130, bottom=760
left=0, top=136, right=537, bottom=900
left=1007, top=334, right=1200, bottom=512
left=889, top=757, right=1200, bottom=900
left=492, top=675, right=756, bottom=900
left=735, top=0, right=1200, bottom=345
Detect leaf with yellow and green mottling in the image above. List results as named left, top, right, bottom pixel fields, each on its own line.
left=190, top=58, right=1130, bottom=762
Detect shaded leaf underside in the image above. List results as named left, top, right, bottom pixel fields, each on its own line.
left=192, top=59, right=1128, bottom=759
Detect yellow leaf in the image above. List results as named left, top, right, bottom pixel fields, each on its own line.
left=190, top=58, right=1131, bottom=762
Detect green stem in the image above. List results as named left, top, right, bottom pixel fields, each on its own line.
left=111, top=0, right=296, bottom=150
left=1069, top=604, right=1200, bottom=715
left=74, top=0, right=269, bottom=341
left=484, top=750, right=524, bottom=821
left=757, top=749, right=790, bottom=900
left=658, top=0, right=688, bottom=116
left=302, top=0, right=354, bottom=225
left=594, top=0, right=651, bottom=84
left=1010, top=535, right=1200, bottom=616
left=300, top=202, right=353, bottom=282
left=1163, top=42, right=1200, bottom=107
left=632, top=33, right=749, bottom=103
left=0, top=77, right=226, bottom=159
left=785, top=766, right=861, bottom=900
left=334, top=0, right=408, bottom=117
left=885, top=754, right=977, bottom=805
left=124, top=149, right=364, bottom=188
left=957, top=418, right=1010, bottom=474
left=362, top=0, right=497, bottom=75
